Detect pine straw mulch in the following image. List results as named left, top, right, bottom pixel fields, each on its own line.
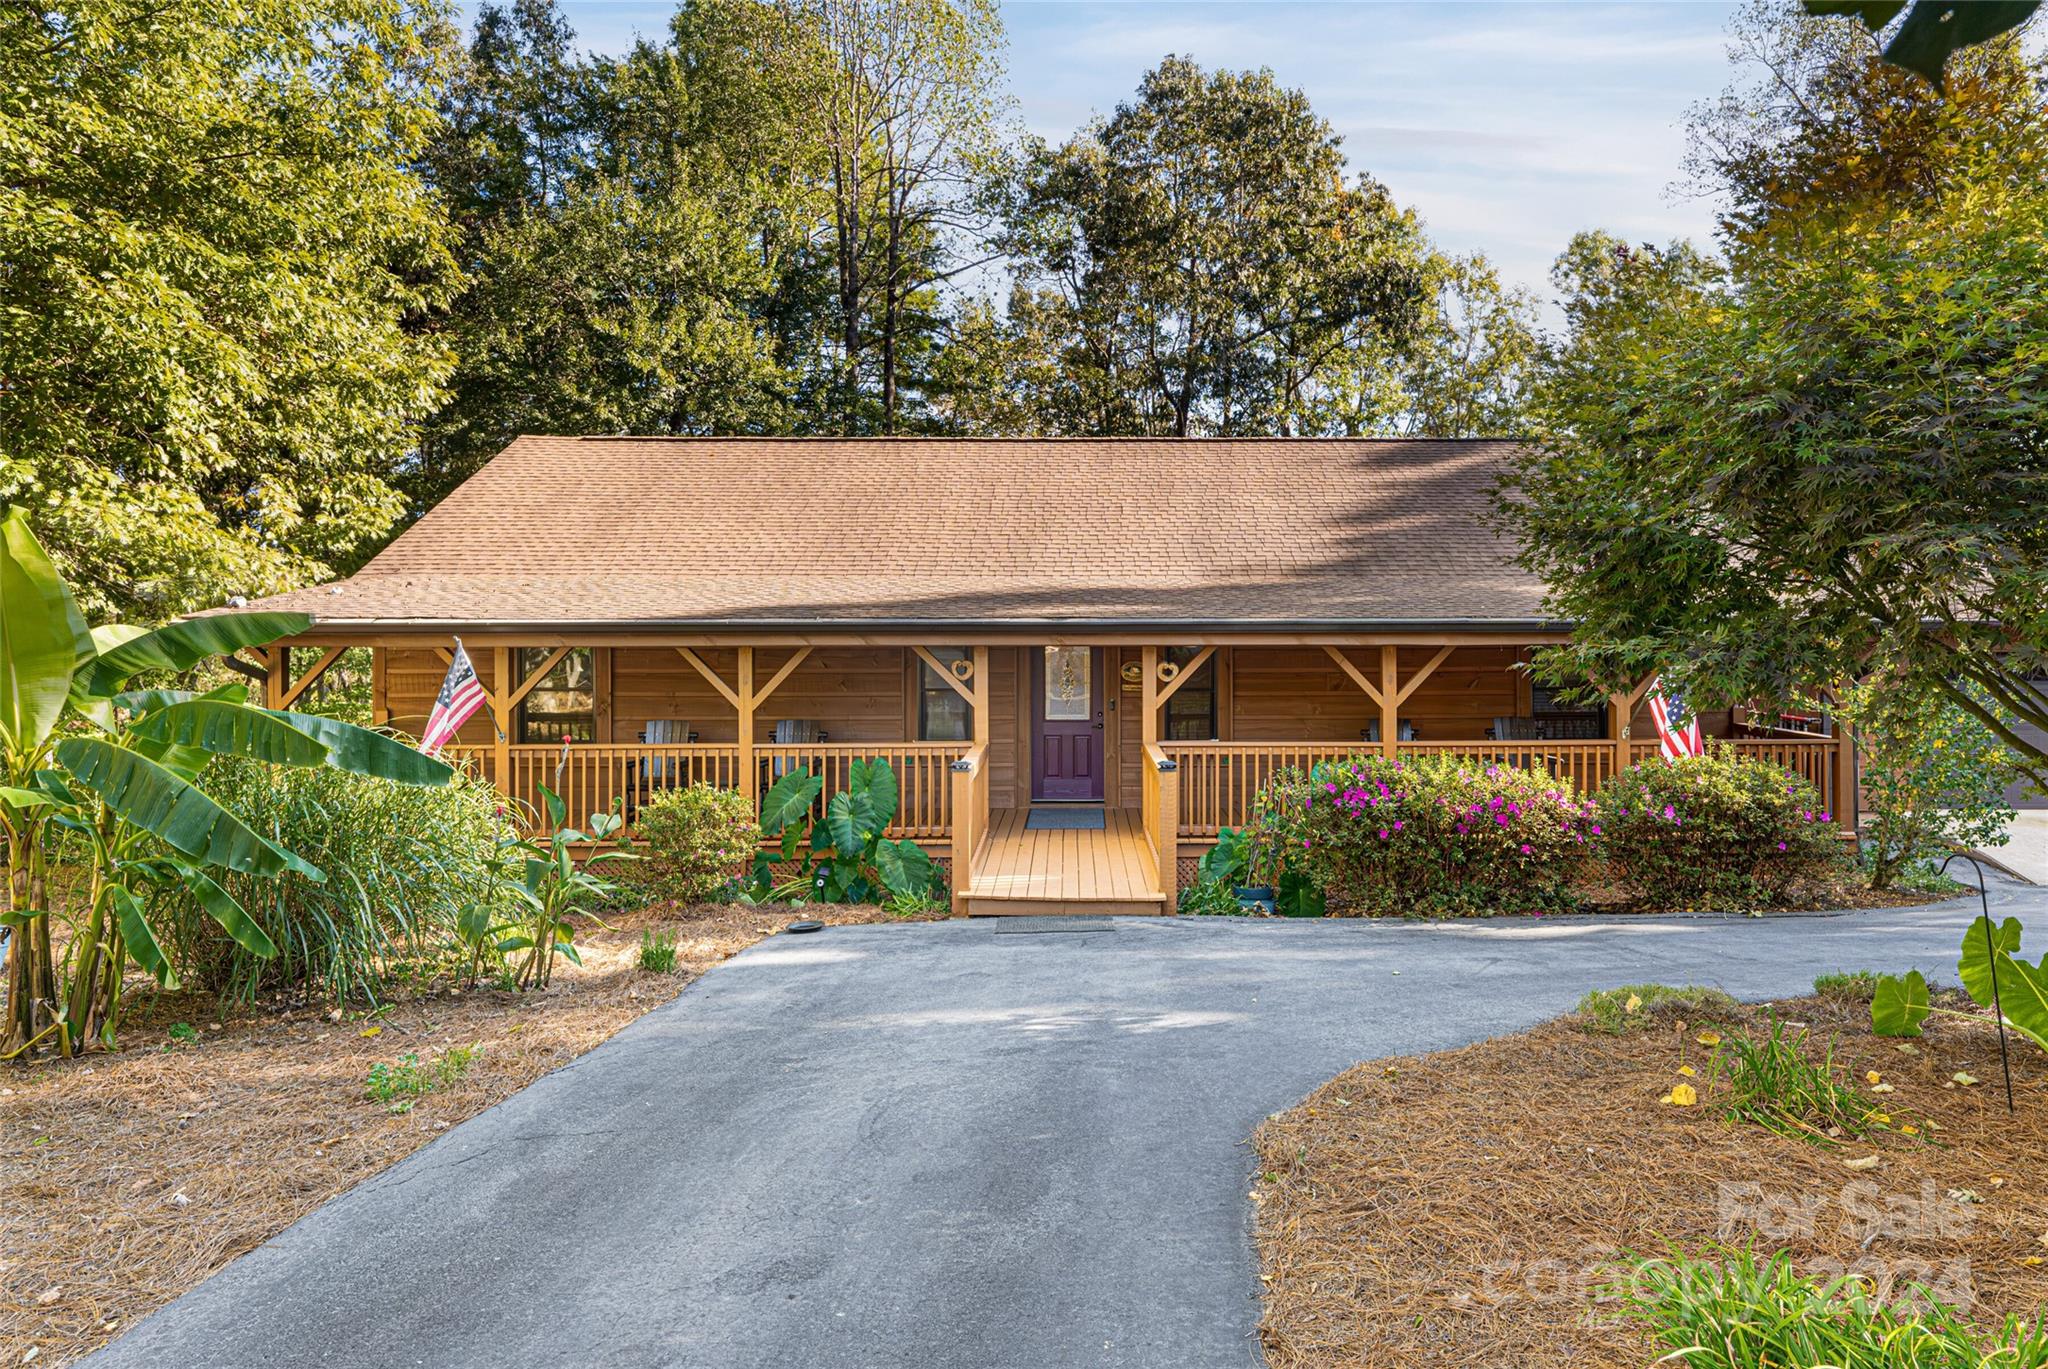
left=1253, top=992, right=2048, bottom=1368
left=0, top=900, right=917, bottom=1368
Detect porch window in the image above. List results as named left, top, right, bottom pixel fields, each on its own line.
left=516, top=648, right=596, bottom=744
left=918, top=648, right=973, bottom=742
left=1163, top=646, right=1216, bottom=741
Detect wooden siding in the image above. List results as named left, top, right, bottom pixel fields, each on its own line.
left=1231, top=645, right=1524, bottom=742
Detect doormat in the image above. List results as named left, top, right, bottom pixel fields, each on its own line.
left=1026, top=807, right=1106, bottom=831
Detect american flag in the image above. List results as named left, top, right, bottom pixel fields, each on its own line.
left=1647, top=675, right=1705, bottom=760
left=420, top=640, right=488, bottom=756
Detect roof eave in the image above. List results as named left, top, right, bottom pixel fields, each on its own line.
left=264, top=613, right=1576, bottom=636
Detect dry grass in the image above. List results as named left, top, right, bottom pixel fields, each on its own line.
left=0, top=900, right=914, bottom=1368
left=1253, top=993, right=2048, bottom=1368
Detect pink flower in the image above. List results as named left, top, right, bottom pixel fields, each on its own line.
left=1590, top=824, right=1603, bottom=835
left=1494, top=813, right=1510, bottom=826
left=1775, top=841, right=1787, bottom=851
left=1455, top=823, right=1469, bottom=835
left=1392, top=820, right=1404, bottom=831
left=1819, top=812, right=1832, bottom=823
left=1519, top=843, right=1533, bottom=855
left=1378, top=828, right=1390, bottom=840
left=1662, top=805, right=1676, bottom=821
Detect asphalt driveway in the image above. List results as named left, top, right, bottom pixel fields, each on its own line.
left=93, top=879, right=2048, bottom=1369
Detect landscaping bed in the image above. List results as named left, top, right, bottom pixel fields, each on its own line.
left=0, top=901, right=909, bottom=1368
left=1252, top=989, right=2048, bottom=1367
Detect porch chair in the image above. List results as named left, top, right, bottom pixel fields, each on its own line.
left=1490, top=716, right=1542, bottom=741
left=639, top=718, right=692, bottom=789
left=768, top=718, right=827, bottom=787
left=1360, top=719, right=1421, bottom=744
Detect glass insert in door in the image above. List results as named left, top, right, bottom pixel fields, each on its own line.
left=1043, top=646, right=1091, bottom=720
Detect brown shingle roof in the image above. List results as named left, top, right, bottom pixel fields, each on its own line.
left=249, top=437, right=1553, bottom=630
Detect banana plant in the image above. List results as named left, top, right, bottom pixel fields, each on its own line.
left=745, top=760, right=939, bottom=904
left=0, top=506, right=454, bottom=1057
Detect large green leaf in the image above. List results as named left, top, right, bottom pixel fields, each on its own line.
left=132, top=700, right=332, bottom=769
left=1805, top=0, right=2041, bottom=89
left=264, top=710, right=454, bottom=786
left=77, top=612, right=310, bottom=697
left=1276, top=868, right=1326, bottom=918
left=758, top=768, right=824, bottom=835
left=55, top=737, right=324, bottom=881
left=179, top=867, right=279, bottom=959
left=824, top=790, right=866, bottom=858
left=1870, top=969, right=1930, bottom=1037
left=111, top=885, right=178, bottom=988
left=847, top=757, right=900, bottom=831
left=1958, top=916, right=2048, bottom=1050
left=0, top=506, right=88, bottom=753
left=873, top=837, right=937, bottom=898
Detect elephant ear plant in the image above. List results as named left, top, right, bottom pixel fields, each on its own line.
left=0, top=507, right=454, bottom=1057
left=746, top=760, right=941, bottom=904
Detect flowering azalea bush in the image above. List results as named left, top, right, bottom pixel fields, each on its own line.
left=1294, top=754, right=1596, bottom=915
left=1595, top=749, right=1845, bottom=911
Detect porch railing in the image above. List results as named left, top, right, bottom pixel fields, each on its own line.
left=1164, top=737, right=1849, bottom=839
left=445, top=740, right=965, bottom=839
left=443, top=743, right=743, bottom=829
left=447, top=734, right=1848, bottom=846
left=752, top=742, right=968, bottom=838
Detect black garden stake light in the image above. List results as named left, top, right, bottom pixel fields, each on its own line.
left=1936, top=852, right=2016, bottom=1115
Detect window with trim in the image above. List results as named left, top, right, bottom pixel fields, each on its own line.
left=1163, top=646, right=1217, bottom=741
left=516, top=648, right=596, bottom=743
left=918, top=648, right=973, bottom=742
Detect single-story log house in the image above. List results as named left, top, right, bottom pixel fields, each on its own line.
left=242, top=437, right=1852, bottom=914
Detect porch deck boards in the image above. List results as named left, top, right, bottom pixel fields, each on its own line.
left=962, top=808, right=1166, bottom=916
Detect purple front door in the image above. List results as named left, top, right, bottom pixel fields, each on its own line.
left=1032, top=646, right=1104, bottom=802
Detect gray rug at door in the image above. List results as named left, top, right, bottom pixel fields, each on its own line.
left=1025, top=807, right=1106, bottom=830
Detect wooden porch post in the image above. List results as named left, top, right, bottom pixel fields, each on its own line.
left=1379, top=646, right=1398, bottom=759
left=972, top=646, right=989, bottom=747
left=1608, top=691, right=1630, bottom=787
left=490, top=646, right=511, bottom=791
left=1834, top=715, right=1856, bottom=833
left=258, top=647, right=288, bottom=710
left=1140, top=645, right=1160, bottom=747
left=1154, top=749, right=1179, bottom=906
left=736, top=646, right=756, bottom=806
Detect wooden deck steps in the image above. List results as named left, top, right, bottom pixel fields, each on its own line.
left=958, top=807, right=1167, bottom=917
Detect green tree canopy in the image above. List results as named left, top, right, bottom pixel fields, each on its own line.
left=993, top=56, right=1429, bottom=437
left=0, top=0, right=460, bottom=622
left=1504, top=7, right=2048, bottom=785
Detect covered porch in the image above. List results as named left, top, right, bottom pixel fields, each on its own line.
left=259, top=633, right=1855, bottom=915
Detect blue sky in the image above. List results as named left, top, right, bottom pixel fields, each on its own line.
left=538, top=1, right=1743, bottom=311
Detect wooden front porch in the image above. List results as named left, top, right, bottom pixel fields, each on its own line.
left=956, top=808, right=1167, bottom=916
left=261, top=636, right=1856, bottom=917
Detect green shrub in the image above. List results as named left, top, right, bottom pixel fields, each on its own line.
left=1576, top=983, right=1737, bottom=1034
left=1843, top=677, right=2020, bottom=890
left=1814, top=970, right=1879, bottom=1002
left=1608, top=1245, right=2048, bottom=1369
left=630, top=783, right=759, bottom=904
left=1177, top=879, right=1246, bottom=916
left=155, top=756, right=505, bottom=1003
left=1296, top=754, right=1595, bottom=915
left=1595, top=749, right=1845, bottom=911
left=638, top=928, right=679, bottom=973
